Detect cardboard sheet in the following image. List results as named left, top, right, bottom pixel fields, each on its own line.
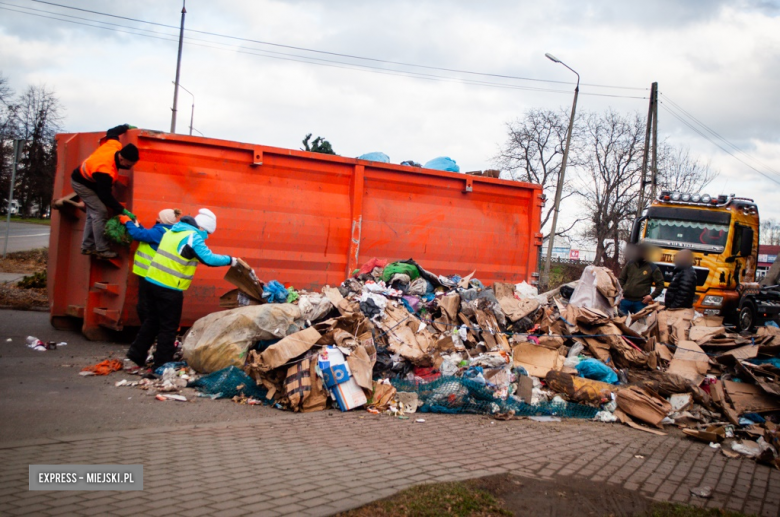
left=223, top=258, right=265, bottom=301
left=512, top=342, right=563, bottom=378
left=626, top=421, right=668, bottom=436
left=688, top=326, right=726, bottom=345
left=494, top=282, right=539, bottom=322
left=658, top=308, right=694, bottom=344
left=683, top=425, right=725, bottom=443
left=666, top=340, right=710, bottom=385
left=258, top=326, right=322, bottom=371
left=322, top=286, right=355, bottom=316
left=724, top=380, right=780, bottom=413
left=346, top=343, right=375, bottom=392
left=616, top=386, right=672, bottom=428
left=709, top=380, right=740, bottom=425
left=716, top=345, right=759, bottom=364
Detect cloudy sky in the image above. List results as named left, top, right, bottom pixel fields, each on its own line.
left=2, top=0, right=780, bottom=237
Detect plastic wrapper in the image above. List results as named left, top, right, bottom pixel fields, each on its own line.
left=189, top=366, right=268, bottom=400
left=182, top=304, right=302, bottom=373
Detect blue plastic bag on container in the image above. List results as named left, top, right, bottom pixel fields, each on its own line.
left=357, top=152, right=390, bottom=163
left=263, top=280, right=288, bottom=303
left=424, top=156, right=460, bottom=172
left=575, top=358, right=618, bottom=384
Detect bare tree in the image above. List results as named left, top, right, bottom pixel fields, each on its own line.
left=0, top=73, right=20, bottom=211
left=576, top=110, right=645, bottom=269
left=15, top=85, right=63, bottom=216
left=760, top=218, right=780, bottom=246
left=494, top=108, right=584, bottom=242
left=655, top=143, right=716, bottom=196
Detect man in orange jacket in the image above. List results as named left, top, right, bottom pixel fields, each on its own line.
left=70, top=124, right=139, bottom=259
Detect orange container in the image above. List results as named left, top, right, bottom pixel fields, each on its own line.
left=49, top=130, right=543, bottom=339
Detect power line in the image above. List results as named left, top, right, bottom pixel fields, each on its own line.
left=659, top=102, right=780, bottom=187
left=660, top=98, right=780, bottom=183
left=0, top=3, right=647, bottom=99
left=0, top=4, right=178, bottom=43
left=661, top=92, right=780, bottom=177
left=0, top=1, right=183, bottom=39
left=28, top=0, right=647, bottom=92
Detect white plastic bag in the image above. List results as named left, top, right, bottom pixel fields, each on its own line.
left=515, top=281, right=538, bottom=298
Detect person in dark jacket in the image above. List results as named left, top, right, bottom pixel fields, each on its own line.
left=118, top=208, right=181, bottom=325
left=664, top=249, right=698, bottom=309
left=70, top=124, right=139, bottom=259
left=618, top=244, right=665, bottom=314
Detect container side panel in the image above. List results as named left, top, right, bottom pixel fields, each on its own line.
left=360, top=167, right=538, bottom=284
left=133, top=137, right=353, bottom=325
left=50, top=133, right=104, bottom=324
left=52, top=130, right=541, bottom=337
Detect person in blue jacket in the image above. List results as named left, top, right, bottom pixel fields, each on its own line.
left=126, top=208, right=238, bottom=370
left=118, top=208, right=181, bottom=325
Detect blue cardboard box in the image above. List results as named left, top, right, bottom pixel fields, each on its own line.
left=318, top=346, right=367, bottom=411
left=318, top=346, right=352, bottom=388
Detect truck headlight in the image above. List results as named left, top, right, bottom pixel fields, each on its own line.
left=702, top=295, right=723, bottom=306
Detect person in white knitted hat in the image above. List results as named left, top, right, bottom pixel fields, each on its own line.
left=126, top=208, right=239, bottom=371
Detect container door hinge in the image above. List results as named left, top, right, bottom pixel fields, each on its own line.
left=251, top=147, right=263, bottom=166
left=463, top=177, right=473, bottom=193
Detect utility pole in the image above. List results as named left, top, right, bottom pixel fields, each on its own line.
left=650, top=82, right=659, bottom=200
left=173, top=82, right=195, bottom=136
left=3, top=139, right=23, bottom=258
left=636, top=82, right=657, bottom=218
left=170, top=1, right=187, bottom=134
left=541, top=53, right=579, bottom=289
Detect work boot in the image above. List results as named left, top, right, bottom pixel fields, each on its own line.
left=81, top=248, right=95, bottom=256
left=125, top=351, right=146, bottom=369
left=96, top=250, right=118, bottom=259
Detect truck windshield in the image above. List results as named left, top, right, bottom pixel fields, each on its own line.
left=644, top=218, right=729, bottom=252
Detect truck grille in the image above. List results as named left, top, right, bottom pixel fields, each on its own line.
left=656, top=264, right=709, bottom=287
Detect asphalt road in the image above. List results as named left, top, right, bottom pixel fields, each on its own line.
left=0, top=221, right=50, bottom=253
left=0, top=309, right=278, bottom=443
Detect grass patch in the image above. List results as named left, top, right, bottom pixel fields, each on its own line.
left=339, top=478, right=753, bottom=517
left=5, top=216, right=51, bottom=226
left=0, top=248, right=48, bottom=273
left=647, top=503, right=751, bottom=517
left=339, top=481, right=511, bottom=517
left=18, top=270, right=46, bottom=289
left=0, top=283, right=47, bottom=310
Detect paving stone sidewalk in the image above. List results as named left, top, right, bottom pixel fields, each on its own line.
left=1, top=412, right=779, bottom=516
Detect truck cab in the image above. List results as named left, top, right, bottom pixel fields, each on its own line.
left=631, top=192, right=759, bottom=320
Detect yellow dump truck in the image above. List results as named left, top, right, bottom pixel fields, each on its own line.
left=630, top=191, right=759, bottom=320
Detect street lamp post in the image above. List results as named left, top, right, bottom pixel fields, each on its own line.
left=541, top=52, right=579, bottom=289
left=174, top=82, right=195, bottom=136
left=3, top=139, right=23, bottom=258
left=170, top=0, right=186, bottom=133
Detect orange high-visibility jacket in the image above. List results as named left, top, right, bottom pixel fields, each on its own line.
left=79, top=140, right=121, bottom=182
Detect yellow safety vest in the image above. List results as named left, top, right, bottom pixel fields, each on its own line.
left=132, top=241, right=157, bottom=278
left=145, top=230, right=199, bottom=291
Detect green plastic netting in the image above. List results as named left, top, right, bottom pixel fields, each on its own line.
left=391, top=376, right=599, bottom=419
left=104, top=216, right=131, bottom=246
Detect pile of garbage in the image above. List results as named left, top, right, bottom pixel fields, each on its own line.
left=110, top=258, right=780, bottom=468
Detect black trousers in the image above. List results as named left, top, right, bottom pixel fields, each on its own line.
left=127, top=280, right=183, bottom=369
left=136, top=277, right=150, bottom=324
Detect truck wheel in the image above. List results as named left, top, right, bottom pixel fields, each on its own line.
left=738, top=301, right=756, bottom=332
